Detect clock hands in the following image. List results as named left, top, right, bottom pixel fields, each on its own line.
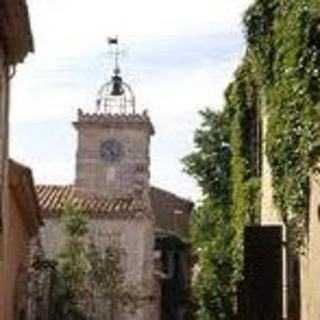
left=100, top=139, right=122, bottom=163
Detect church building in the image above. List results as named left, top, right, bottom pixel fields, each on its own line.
left=36, top=41, right=193, bottom=320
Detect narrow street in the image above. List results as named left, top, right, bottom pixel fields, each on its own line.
left=1, top=1, right=320, bottom=320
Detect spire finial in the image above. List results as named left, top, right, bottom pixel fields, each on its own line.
left=108, top=37, right=121, bottom=76
left=96, top=38, right=136, bottom=114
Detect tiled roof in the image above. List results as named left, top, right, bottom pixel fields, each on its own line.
left=150, top=187, right=193, bottom=214
left=35, top=185, right=194, bottom=231
left=150, top=187, right=193, bottom=240
left=36, top=185, right=141, bottom=217
left=9, top=159, right=42, bottom=234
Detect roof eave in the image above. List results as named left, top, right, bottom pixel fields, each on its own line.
left=0, top=0, right=34, bottom=65
left=9, top=160, right=43, bottom=236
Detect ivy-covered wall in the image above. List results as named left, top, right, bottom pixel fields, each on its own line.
left=183, top=61, right=262, bottom=319
left=184, top=0, right=320, bottom=319
left=246, top=0, right=320, bottom=248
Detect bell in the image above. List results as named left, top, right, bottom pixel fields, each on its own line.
left=111, top=75, right=124, bottom=96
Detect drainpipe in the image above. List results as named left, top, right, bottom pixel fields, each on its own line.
left=0, top=61, right=15, bottom=320
left=0, top=63, right=13, bottom=226
left=0, top=63, right=14, bottom=198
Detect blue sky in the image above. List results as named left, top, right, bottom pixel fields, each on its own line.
left=10, top=0, right=253, bottom=201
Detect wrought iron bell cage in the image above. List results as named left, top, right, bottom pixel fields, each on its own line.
left=96, top=71, right=136, bottom=115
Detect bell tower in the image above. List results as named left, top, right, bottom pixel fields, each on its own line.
left=74, top=39, right=155, bottom=198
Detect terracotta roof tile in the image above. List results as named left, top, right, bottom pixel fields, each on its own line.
left=36, top=185, right=141, bottom=217
left=150, top=187, right=194, bottom=240
left=36, top=185, right=194, bottom=230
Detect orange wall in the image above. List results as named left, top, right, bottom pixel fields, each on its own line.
left=0, top=45, right=9, bottom=320
left=0, top=231, right=4, bottom=320
left=1, top=188, right=30, bottom=320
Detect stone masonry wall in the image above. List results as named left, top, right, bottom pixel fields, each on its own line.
left=260, top=111, right=281, bottom=225
left=299, top=174, right=320, bottom=320
left=74, top=112, right=153, bottom=199
left=260, top=110, right=287, bottom=319
left=41, top=215, right=156, bottom=320
left=260, top=107, right=320, bottom=320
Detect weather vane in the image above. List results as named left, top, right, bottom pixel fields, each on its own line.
left=108, top=36, right=122, bottom=75
left=96, top=37, right=136, bottom=114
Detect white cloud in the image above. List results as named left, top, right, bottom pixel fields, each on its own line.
left=28, top=0, right=252, bottom=57
left=29, top=160, right=75, bottom=185
left=11, top=54, right=241, bottom=200
left=10, top=0, right=253, bottom=201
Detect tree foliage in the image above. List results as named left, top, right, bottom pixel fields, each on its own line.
left=184, top=109, right=235, bottom=319
left=190, top=197, right=236, bottom=320
left=245, top=0, right=320, bottom=248
left=184, top=109, right=231, bottom=203
left=47, top=204, right=140, bottom=320
left=185, top=0, right=320, bottom=319
left=184, top=64, right=262, bottom=320
left=86, top=235, right=141, bottom=320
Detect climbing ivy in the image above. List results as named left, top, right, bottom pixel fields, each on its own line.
left=245, top=0, right=320, bottom=248
left=184, top=62, right=262, bottom=319
left=184, top=110, right=236, bottom=320
left=185, top=0, right=320, bottom=318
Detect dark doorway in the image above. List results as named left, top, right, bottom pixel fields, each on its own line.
left=243, top=226, right=283, bottom=320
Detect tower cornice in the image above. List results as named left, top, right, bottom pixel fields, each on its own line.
left=73, top=108, right=155, bottom=135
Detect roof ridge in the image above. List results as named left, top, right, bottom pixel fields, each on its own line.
left=35, top=184, right=143, bottom=216
left=151, top=185, right=193, bottom=205
left=36, top=184, right=72, bottom=187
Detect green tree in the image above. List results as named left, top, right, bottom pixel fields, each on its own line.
left=51, top=204, right=89, bottom=319
left=183, top=109, right=231, bottom=203
left=47, top=204, right=140, bottom=320
left=183, top=109, right=237, bottom=320
left=185, top=1, right=320, bottom=319
left=86, top=235, right=140, bottom=320
left=184, top=41, right=262, bottom=320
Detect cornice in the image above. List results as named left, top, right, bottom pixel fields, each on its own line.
left=73, top=108, right=155, bottom=135
left=0, top=0, right=34, bottom=64
left=9, top=159, right=42, bottom=236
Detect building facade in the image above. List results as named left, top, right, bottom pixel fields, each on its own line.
left=1, top=161, right=41, bottom=320
left=0, top=2, right=42, bottom=320
left=243, top=107, right=320, bottom=320
left=36, top=49, right=193, bottom=320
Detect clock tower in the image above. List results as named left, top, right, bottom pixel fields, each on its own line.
left=74, top=40, right=155, bottom=198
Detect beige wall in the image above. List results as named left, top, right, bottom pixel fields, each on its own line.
left=299, top=175, right=320, bottom=320
left=260, top=110, right=287, bottom=319
left=260, top=109, right=281, bottom=225
left=260, top=109, right=320, bottom=320
left=260, top=150, right=280, bottom=224
left=75, top=120, right=151, bottom=198
left=41, top=215, right=157, bottom=320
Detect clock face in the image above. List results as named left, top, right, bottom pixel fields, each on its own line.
left=100, top=139, right=123, bottom=163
